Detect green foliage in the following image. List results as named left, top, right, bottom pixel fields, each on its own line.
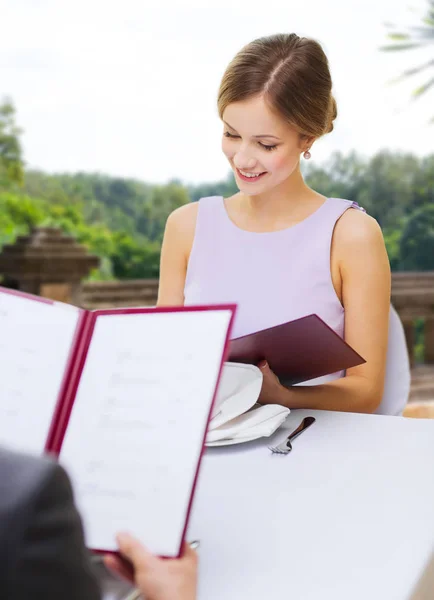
left=399, top=204, right=434, bottom=270
left=188, top=173, right=238, bottom=203
left=0, top=193, right=45, bottom=247
left=111, top=232, right=161, bottom=279
left=383, top=228, right=403, bottom=271
left=0, top=191, right=160, bottom=281
left=23, top=171, right=189, bottom=244
left=137, top=183, right=190, bottom=242
left=0, top=99, right=24, bottom=188
left=414, top=318, right=426, bottom=363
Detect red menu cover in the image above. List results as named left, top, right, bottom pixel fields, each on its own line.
left=229, top=314, right=365, bottom=384
left=0, top=286, right=235, bottom=558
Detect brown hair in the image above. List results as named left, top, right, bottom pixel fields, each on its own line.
left=217, top=33, right=337, bottom=139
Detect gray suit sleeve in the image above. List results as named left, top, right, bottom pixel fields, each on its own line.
left=13, top=462, right=101, bottom=600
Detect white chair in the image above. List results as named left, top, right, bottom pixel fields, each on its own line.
left=295, top=304, right=411, bottom=416
left=376, top=304, right=411, bottom=416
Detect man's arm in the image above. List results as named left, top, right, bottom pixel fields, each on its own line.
left=14, top=462, right=101, bottom=600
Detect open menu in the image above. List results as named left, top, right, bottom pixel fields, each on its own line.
left=0, top=286, right=235, bottom=557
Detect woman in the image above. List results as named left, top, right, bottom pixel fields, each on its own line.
left=157, top=33, right=407, bottom=415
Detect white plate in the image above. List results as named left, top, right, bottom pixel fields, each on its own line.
left=207, top=404, right=289, bottom=443
left=206, top=432, right=265, bottom=447
left=206, top=407, right=290, bottom=447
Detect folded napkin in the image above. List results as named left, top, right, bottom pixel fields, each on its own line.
left=207, top=404, right=290, bottom=443
left=210, top=362, right=263, bottom=429
left=207, top=362, right=290, bottom=445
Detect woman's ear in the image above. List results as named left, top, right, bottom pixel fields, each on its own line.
left=304, top=136, right=316, bottom=152
left=298, top=134, right=316, bottom=154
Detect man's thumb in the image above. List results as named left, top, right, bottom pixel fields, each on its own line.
left=117, top=532, right=154, bottom=566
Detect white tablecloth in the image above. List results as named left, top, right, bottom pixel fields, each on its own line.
left=188, top=409, right=434, bottom=600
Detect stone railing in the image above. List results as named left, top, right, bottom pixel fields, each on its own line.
left=391, top=273, right=434, bottom=365
left=80, top=279, right=159, bottom=309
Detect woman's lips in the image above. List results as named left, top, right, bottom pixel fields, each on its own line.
left=236, top=168, right=267, bottom=182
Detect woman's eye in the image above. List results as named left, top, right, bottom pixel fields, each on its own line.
left=259, top=142, right=277, bottom=151
left=223, top=132, right=277, bottom=151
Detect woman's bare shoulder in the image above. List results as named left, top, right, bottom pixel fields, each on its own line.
left=332, top=207, right=390, bottom=293
left=166, top=201, right=199, bottom=237
left=334, top=207, right=384, bottom=250
left=158, top=202, right=200, bottom=306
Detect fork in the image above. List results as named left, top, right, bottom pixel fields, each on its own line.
left=268, top=416, right=316, bottom=454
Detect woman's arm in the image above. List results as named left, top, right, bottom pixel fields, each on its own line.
left=157, top=203, right=198, bottom=307
left=260, top=209, right=391, bottom=413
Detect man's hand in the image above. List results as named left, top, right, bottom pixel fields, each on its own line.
left=104, top=533, right=198, bottom=600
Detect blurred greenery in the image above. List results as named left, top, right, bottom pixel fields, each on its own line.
left=414, top=318, right=426, bottom=363
left=0, top=100, right=24, bottom=188
left=1, top=99, right=434, bottom=280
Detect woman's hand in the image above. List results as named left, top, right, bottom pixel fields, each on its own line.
left=257, top=360, right=291, bottom=407
left=104, top=534, right=198, bottom=600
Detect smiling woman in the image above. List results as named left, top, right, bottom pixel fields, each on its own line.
left=220, top=95, right=316, bottom=202
left=156, top=33, right=408, bottom=416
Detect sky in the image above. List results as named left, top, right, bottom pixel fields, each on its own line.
left=1, top=0, right=433, bottom=184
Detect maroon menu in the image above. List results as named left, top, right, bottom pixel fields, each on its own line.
left=229, top=314, right=365, bottom=384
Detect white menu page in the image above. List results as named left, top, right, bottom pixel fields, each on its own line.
left=59, top=308, right=233, bottom=557
left=0, top=290, right=82, bottom=454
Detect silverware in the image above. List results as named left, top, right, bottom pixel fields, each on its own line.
left=268, top=416, right=316, bottom=455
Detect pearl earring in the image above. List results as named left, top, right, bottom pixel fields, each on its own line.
left=303, top=149, right=311, bottom=160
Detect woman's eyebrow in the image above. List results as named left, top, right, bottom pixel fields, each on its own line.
left=254, top=134, right=281, bottom=140
left=223, top=121, right=281, bottom=141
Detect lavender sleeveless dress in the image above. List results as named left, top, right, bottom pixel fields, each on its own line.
left=184, top=197, right=410, bottom=415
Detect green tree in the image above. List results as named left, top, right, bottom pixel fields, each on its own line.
left=111, top=232, right=160, bottom=279
left=303, top=151, right=367, bottom=206
left=381, top=0, right=434, bottom=118
left=0, top=192, right=44, bottom=247
left=399, top=204, right=434, bottom=270
left=138, top=183, right=190, bottom=242
left=0, top=100, right=24, bottom=188
left=354, top=152, right=420, bottom=228
left=188, top=172, right=238, bottom=203
left=383, top=227, right=403, bottom=271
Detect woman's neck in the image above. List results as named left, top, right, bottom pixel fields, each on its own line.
left=239, top=168, right=323, bottom=223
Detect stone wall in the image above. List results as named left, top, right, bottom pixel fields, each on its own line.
left=0, top=227, right=99, bottom=304
left=80, top=279, right=159, bottom=309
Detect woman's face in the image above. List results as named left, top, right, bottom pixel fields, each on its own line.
left=221, top=95, right=308, bottom=196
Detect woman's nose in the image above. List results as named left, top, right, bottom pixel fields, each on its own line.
left=233, top=153, right=256, bottom=170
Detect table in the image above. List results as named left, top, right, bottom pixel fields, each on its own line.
left=188, top=409, right=434, bottom=600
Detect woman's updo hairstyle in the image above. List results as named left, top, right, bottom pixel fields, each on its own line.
left=218, top=33, right=337, bottom=139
